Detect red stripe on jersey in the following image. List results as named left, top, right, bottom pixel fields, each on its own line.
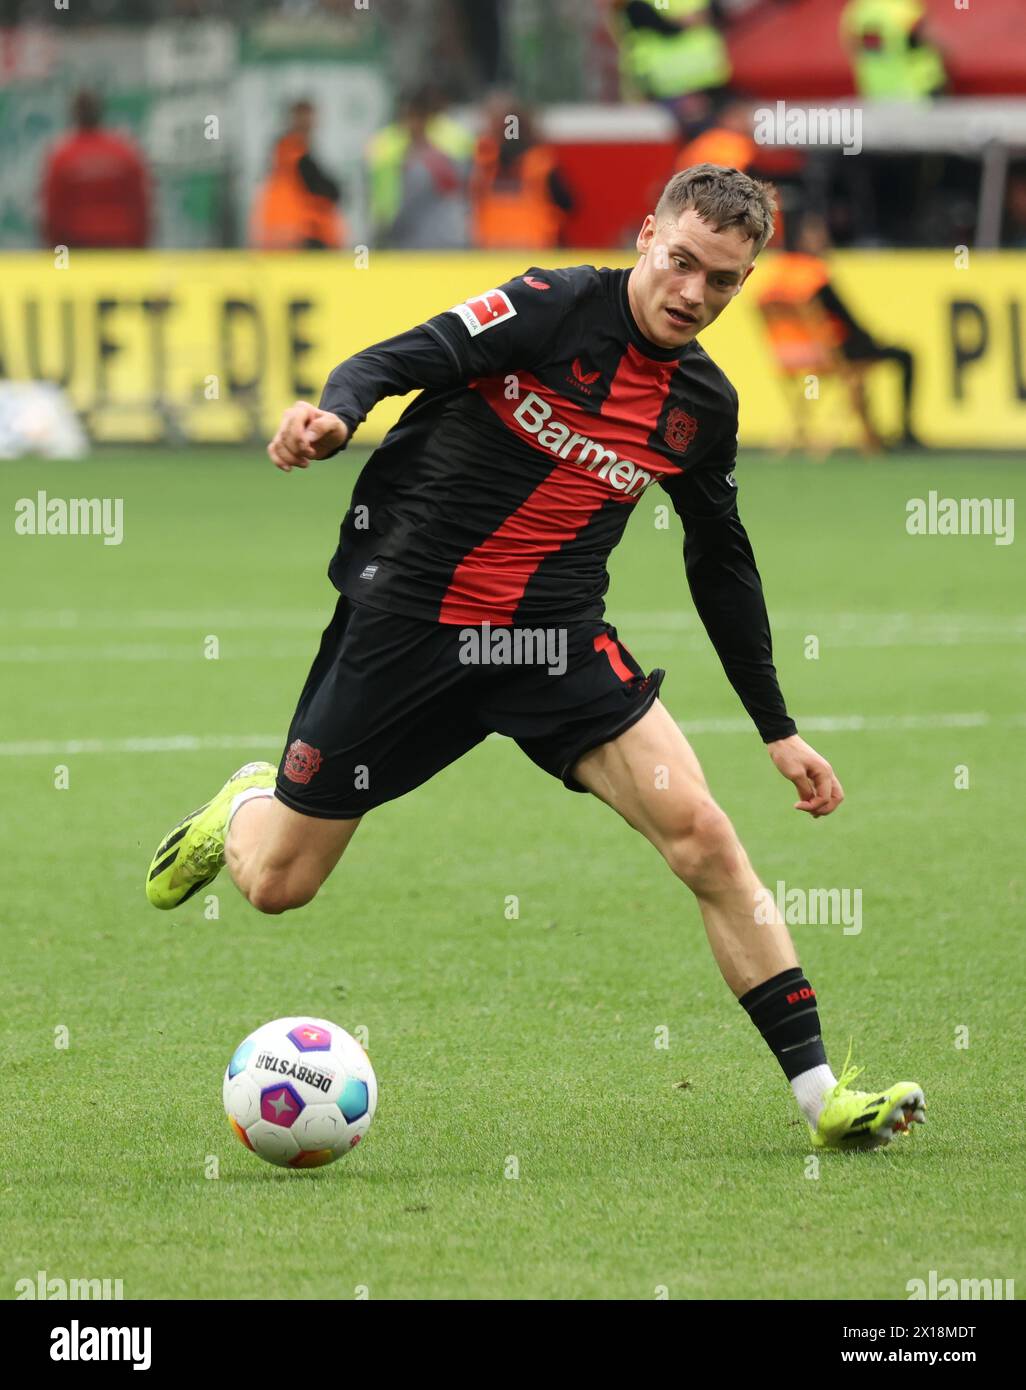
left=594, top=632, right=633, bottom=681
left=599, top=344, right=679, bottom=454
left=438, top=463, right=609, bottom=624
left=439, top=355, right=682, bottom=625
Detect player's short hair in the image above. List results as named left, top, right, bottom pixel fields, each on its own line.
left=655, top=164, right=777, bottom=258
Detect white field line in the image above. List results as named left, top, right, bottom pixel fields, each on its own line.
left=0, top=609, right=325, bottom=630
left=3, top=608, right=1017, bottom=631
left=3, top=608, right=1025, bottom=635
left=0, top=643, right=315, bottom=663
left=1, top=609, right=1024, bottom=659
left=1, top=712, right=1023, bottom=757
left=0, top=735, right=279, bottom=756
left=4, top=634, right=1025, bottom=662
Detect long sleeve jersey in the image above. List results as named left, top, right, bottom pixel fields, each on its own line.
left=318, top=263, right=796, bottom=742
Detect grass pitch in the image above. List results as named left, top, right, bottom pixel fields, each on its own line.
left=1, top=447, right=1023, bottom=1300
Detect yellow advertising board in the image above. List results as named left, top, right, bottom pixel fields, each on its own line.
left=0, top=250, right=1023, bottom=449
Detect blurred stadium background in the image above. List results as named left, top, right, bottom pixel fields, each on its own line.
left=0, top=0, right=1024, bottom=453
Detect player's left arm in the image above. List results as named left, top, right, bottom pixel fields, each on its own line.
left=664, top=430, right=844, bottom=818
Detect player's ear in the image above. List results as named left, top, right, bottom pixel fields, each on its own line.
left=636, top=214, right=655, bottom=254
left=735, top=263, right=756, bottom=296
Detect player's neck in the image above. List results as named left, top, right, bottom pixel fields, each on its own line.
left=624, top=266, right=684, bottom=362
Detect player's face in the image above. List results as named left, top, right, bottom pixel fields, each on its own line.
left=630, top=209, right=755, bottom=348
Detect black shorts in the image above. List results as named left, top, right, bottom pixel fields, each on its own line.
left=274, top=595, right=664, bottom=819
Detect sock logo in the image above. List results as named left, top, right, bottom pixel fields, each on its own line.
left=787, top=987, right=816, bottom=1005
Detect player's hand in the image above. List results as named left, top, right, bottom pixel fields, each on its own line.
left=766, top=734, right=844, bottom=818
left=267, top=402, right=348, bottom=471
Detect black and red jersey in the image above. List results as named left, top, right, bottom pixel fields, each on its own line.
left=319, top=264, right=796, bottom=742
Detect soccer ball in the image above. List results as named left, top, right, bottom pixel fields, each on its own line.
left=223, top=1016, right=377, bottom=1168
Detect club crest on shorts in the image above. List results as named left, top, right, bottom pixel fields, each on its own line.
left=284, top=740, right=323, bottom=784
left=664, top=407, right=699, bottom=453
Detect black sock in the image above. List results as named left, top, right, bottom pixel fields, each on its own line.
left=739, top=967, right=827, bottom=1080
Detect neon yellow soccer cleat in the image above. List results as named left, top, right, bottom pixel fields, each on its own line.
left=145, top=761, right=276, bottom=910
left=812, top=1046, right=926, bottom=1151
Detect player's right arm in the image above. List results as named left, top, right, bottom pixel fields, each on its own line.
left=267, top=401, right=349, bottom=471
left=267, top=268, right=580, bottom=470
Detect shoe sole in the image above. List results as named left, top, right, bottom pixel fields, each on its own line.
left=816, top=1085, right=927, bottom=1151
left=873, top=1087, right=926, bottom=1146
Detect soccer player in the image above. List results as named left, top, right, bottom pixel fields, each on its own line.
left=146, top=164, right=925, bottom=1151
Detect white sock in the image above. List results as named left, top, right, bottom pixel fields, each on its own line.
left=791, top=1064, right=837, bottom=1129
left=227, top=785, right=275, bottom=829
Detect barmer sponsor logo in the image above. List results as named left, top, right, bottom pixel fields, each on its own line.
left=16, top=1269, right=124, bottom=1300
left=458, top=622, right=568, bottom=676
left=14, top=491, right=123, bottom=546
left=512, top=391, right=656, bottom=498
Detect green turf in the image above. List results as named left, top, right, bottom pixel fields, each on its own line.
left=1, top=447, right=1023, bottom=1300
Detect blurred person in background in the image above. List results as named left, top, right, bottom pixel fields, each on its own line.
left=841, top=0, right=946, bottom=100
left=367, top=86, right=474, bottom=249
left=249, top=99, right=347, bottom=250
left=614, top=0, right=733, bottom=139
left=675, top=98, right=756, bottom=175
left=40, top=90, right=150, bottom=249
left=470, top=94, right=575, bottom=250
left=757, top=212, right=920, bottom=451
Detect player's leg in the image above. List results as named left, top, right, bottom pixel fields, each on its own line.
left=493, top=632, right=788, bottom=994
left=869, top=343, right=917, bottom=442
left=841, top=331, right=919, bottom=449
left=572, top=697, right=796, bottom=997
left=247, top=601, right=485, bottom=912
left=225, top=795, right=359, bottom=916
left=783, top=372, right=808, bottom=457
left=146, top=594, right=487, bottom=917
left=571, top=699, right=925, bottom=1148
left=840, top=361, right=883, bottom=454
left=144, top=759, right=356, bottom=915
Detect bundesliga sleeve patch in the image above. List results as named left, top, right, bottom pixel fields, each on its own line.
left=448, top=288, right=517, bottom=336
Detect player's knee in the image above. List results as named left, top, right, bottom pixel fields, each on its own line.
left=663, top=799, right=742, bottom=892
left=246, top=867, right=319, bottom=916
